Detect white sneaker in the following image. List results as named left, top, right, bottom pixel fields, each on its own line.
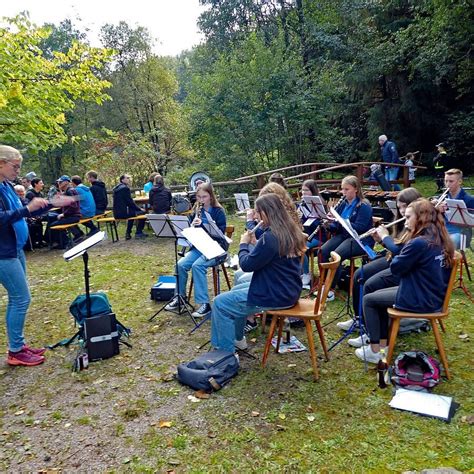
left=234, top=337, right=248, bottom=350
left=337, top=318, right=357, bottom=331
left=348, top=333, right=370, bottom=348
left=312, top=287, right=335, bottom=302
left=301, top=273, right=311, bottom=286
left=355, top=346, right=382, bottom=364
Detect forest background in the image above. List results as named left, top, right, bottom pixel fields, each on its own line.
left=1, top=0, right=473, bottom=187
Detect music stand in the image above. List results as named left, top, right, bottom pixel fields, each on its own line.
left=147, top=214, right=197, bottom=325
left=49, top=231, right=107, bottom=349
left=323, top=207, right=376, bottom=366
left=235, top=193, right=250, bottom=213
left=445, top=199, right=474, bottom=301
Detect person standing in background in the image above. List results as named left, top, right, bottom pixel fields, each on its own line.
left=433, top=143, right=450, bottom=192
left=378, top=135, right=401, bottom=191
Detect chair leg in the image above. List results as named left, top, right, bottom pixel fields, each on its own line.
left=188, top=278, right=193, bottom=301
left=212, top=268, right=219, bottom=296
left=439, top=319, right=446, bottom=333
left=387, top=317, right=401, bottom=365
left=430, top=319, right=451, bottom=379
left=315, top=320, right=329, bottom=361
left=275, top=317, right=284, bottom=354
left=261, top=312, right=267, bottom=334
left=221, top=265, right=232, bottom=291
left=304, top=319, right=319, bottom=381
left=262, top=314, right=278, bottom=367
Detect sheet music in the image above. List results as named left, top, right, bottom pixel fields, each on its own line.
left=203, top=210, right=232, bottom=244
left=147, top=214, right=190, bottom=238
left=445, top=199, right=474, bottom=227
left=389, top=388, right=453, bottom=420
left=330, top=206, right=377, bottom=259
left=303, top=196, right=327, bottom=219
left=181, top=227, right=226, bottom=260
left=234, top=193, right=250, bottom=212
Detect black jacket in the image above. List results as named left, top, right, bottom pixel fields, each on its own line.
left=113, top=183, right=141, bottom=218
left=90, top=180, right=108, bottom=212
left=149, top=184, right=172, bottom=214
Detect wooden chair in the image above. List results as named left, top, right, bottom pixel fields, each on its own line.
left=386, top=251, right=461, bottom=379
left=187, top=225, right=234, bottom=300
left=262, top=251, right=341, bottom=381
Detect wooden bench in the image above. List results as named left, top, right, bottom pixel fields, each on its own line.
left=96, top=214, right=149, bottom=242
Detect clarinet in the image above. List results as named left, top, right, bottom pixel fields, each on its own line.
left=193, top=202, right=204, bottom=226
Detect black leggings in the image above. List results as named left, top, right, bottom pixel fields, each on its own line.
left=363, top=286, right=398, bottom=343
left=320, top=234, right=368, bottom=289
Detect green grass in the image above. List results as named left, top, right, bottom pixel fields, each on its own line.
left=0, top=178, right=473, bottom=472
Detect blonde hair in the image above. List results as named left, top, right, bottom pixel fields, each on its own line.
left=255, top=194, right=306, bottom=257
left=259, top=182, right=301, bottom=228
left=0, top=145, right=22, bottom=162
left=193, top=182, right=222, bottom=211
left=341, top=175, right=366, bottom=206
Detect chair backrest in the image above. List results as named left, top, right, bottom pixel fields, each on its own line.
left=441, top=251, right=461, bottom=313
left=225, top=225, right=235, bottom=238
left=313, top=251, right=341, bottom=314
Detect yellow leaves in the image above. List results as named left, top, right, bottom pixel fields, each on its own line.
left=159, top=420, right=173, bottom=428
left=0, top=93, right=7, bottom=108
left=55, top=113, right=66, bottom=124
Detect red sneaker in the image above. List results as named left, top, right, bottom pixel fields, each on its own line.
left=22, top=345, right=47, bottom=356
left=7, top=349, right=45, bottom=367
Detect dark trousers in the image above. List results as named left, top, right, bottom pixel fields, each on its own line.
left=82, top=219, right=98, bottom=233
left=363, top=286, right=398, bottom=343
left=320, top=234, right=368, bottom=289
left=126, top=211, right=146, bottom=236
left=49, top=216, right=82, bottom=246
left=352, top=256, right=391, bottom=316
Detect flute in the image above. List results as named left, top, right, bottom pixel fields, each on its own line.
left=359, top=216, right=406, bottom=240
left=248, top=220, right=263, bottom=234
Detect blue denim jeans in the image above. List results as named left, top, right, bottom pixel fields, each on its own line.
left=211, top=282, right=292, bottom=352
left=303, top=238, right=321, bottom=274
left=0, top=250, right=31, bottom=351
left=176, top=247, right=221, bottom=304
left=384, top=167, right=401, bottom=191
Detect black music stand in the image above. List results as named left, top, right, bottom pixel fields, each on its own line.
left=49, top=231, right=107, bottom=349
left=147, top=214, right=197, bottom=325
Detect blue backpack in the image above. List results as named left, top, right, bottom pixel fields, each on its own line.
left=69, top=292, right=112, bottom=325
left=177, top=350, right=239, bottom=391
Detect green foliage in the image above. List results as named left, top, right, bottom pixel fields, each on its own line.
left=0, top=14, right=112, bottom=152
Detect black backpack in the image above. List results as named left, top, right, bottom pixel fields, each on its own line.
left=177, top=350, right=239, bottom=391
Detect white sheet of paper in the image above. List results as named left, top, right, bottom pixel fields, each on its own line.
left=182, top=227, right=226, bottom=260
left=389, top=388, right=453, bottom=420
left=303, top=218, right=317, bottom=227
left=147, top=214, right=190, bottom=237
left=445, top=199, right=474, bottom=227
left=234, top=193, right=250, bottom=212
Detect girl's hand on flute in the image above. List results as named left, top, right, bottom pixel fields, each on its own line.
left=246, top=209, right=255, bottom=221
left=374, top=226, right=389, bottom=242
left=240, top=230, right=255, bottom=245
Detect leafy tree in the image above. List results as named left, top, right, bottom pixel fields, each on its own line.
left=0, top=14, right=112, bottom=153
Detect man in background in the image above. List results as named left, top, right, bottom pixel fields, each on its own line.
left=378, top=134, right=401, bottom=190
left=86, top=170, right=108, bottom=215
left=71, top=175, right=98, bottom=235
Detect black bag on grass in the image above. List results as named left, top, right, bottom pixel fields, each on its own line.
left=177, top=350, right=239, bottom=391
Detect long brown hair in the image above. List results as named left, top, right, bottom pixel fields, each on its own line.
left=406, top=198, right=454, bottom=267
left=255, top=194, right=306, bottom=258
left=393, top=187, right=422, bottom=240
left=302, top=179, right=320, bottom=197
left=259, top=182, right=301, bottom=229
left=193, top=182, right=222, bottom=212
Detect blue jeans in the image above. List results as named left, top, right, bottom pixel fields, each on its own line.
left=449, top=232, right=461, bottom=250
left=211, top=282, right=292, bottom=352
left=303, top=238, right=321, bottom=274
left=384, top=167, right=401, bottom=191
left=176, top=248, right=221, bottom=304
left=0, top=250, right=31, bottom=351
left=211, top=282, right=264, bottom=352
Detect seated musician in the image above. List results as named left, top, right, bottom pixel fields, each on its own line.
left=337, top=187, right=422, bottom=337
left=239, top=182, right=301, bottom=332
left=357, top=198, right=454, bottom=363
left=298, top=179, right=328, bottom=288
left=149, top=175, right=172, bottom=214
left=211, top=194, right=305, bottom=353
left=436, top=169, right=474, bottom=249
left=319, top=176, right=373, bottom=300
left=165, top=182, right=226, bottom=319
